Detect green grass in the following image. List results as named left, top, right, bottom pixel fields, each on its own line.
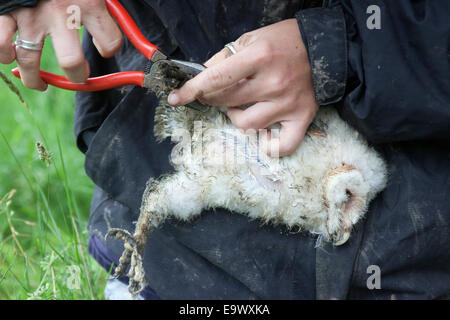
left=0, top=36, right=108, bottom=299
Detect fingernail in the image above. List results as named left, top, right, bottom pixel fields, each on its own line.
left=38, top=81, right=48, bottom=92
left=168, top=92, right=179, bottom=105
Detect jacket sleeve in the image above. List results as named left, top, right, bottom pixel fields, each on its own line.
left=0, top=0, right=37, bottom=15
left=296, top=0, right=450, bottom=143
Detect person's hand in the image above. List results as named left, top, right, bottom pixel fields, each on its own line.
left=0, top=0, right=123, bottom=91
left=168, top=19, right=319, bottom=157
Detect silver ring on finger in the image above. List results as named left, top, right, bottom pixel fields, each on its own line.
left=14, top=37, right=44, bottom=51
left=224, top=42, right=237, bottom=55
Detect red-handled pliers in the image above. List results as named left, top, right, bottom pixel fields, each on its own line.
left=11, top=0, right=208, bottom=112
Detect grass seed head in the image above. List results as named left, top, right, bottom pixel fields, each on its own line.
left=0, top=70, right=31, bottom=112
left=35, top=141, right=52, bottom=167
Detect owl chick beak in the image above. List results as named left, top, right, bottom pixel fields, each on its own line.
left=333, top=228, right=351, bottom=246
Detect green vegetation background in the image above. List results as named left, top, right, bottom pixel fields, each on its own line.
left=0, top=37, right=107, bottom=299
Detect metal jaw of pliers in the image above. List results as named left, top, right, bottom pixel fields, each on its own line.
left=143, top=59, right=208, bottom=112
left=11, top=0, right=209, bottom=112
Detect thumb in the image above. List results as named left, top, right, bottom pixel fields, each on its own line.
left=261, top=121, right=308, bottom=157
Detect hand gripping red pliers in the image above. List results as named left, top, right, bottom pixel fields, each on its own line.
left=11, top=0, right=209, bottom=112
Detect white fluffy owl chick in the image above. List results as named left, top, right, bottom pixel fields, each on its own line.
left=107, top=104, right=387, bottom=297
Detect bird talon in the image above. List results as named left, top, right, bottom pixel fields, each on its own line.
left=104, top=227, right=150, bottom=299
left=104, top=228, right=141, bottom=280
left=105, top=228, right=135, bottom=244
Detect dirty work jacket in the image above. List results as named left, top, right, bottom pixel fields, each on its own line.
left=3, top=0, right=449, bottom=299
